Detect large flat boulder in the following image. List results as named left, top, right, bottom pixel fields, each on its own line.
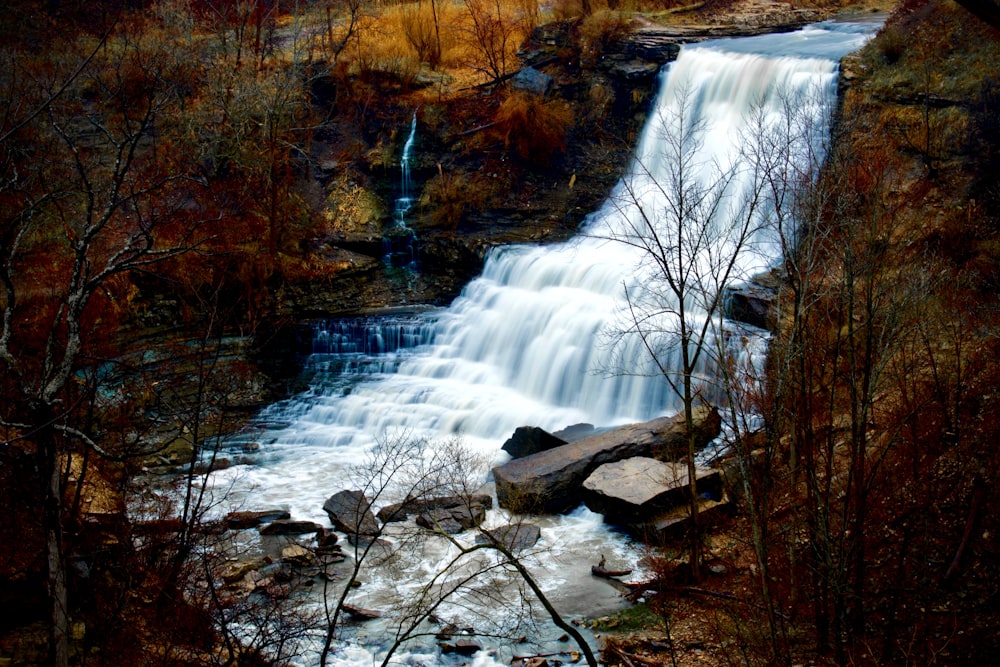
left=493, top=407, right=721, bottom=513
left=635, top=495, right=730, bottom=541
left=581, top=457, right=721, bottom=522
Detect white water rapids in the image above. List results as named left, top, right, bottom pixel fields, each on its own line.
left=208, top=21, right=877, bottom=666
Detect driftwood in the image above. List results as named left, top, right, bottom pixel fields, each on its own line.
left=341, top=603, right=382, bottom=620
left=592, top=565, right=634, bottom=578
left=512, top=651, right=562, bottom=660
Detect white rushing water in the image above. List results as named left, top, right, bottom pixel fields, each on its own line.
left=210, top=21, right=877, bottom=666
left=394, top=112, right=418, bottom=227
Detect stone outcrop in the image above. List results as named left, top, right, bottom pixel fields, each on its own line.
left=724, top=281, right=777, bottom=330
left=492, top=407, right=722, bottom=513
left=512, top=66, right=553, bottom=96
left=581, top=457, right=722, bottom=522
left=323, top=490, right=380, bottom=536
left=636, top=495, right=731, bottom=540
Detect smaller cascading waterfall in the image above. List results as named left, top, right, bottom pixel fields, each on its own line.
left=395, top=113, right=417, bottom=225
left=385, top=112, right=419, bottom=267
left=306, top=315, right=436, bottom=377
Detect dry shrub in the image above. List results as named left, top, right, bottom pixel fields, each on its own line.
left=400, top=1, right=441, bottom=66
left=423, top=166, right=494, bottom=229
left=347, top=12, right=420, bottom=84
left=513, top=0, right=541, bottom=31
left=586, top=81, right=615, bottom=124
left=491, top=92, right=573, bottom=167
left=578, top=9, right=633, bottom=65
left=876, top=23, right=906, bottom=65
left=551, top=0, right=589, bottom=20
left=460, top=0, right=532, bottom=84
left=377, top=1, right=465, bottom=69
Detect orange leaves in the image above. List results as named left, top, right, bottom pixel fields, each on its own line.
left=491, top=91, right=574, bottom=167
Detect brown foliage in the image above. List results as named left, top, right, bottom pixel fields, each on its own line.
left=423, top=165, right=497, bottom=229
left=578, top=9, right=633, bottom=67
left=491, top=92, right=573, bottom=167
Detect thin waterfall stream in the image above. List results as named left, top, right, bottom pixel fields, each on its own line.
left=385, top=112, right=420, bottom=268
left=208, top=21, right=878, bottom=666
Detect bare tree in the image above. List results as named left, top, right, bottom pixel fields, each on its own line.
left=316, top=433, right=598, bottom=666
left=601, top=82, right=767, bottom=581
left=462, top=0, right=525, bottom=86
left=0, top=23, right=209, bottom=665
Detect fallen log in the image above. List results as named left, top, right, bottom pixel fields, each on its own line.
left=591, top=565, right=633, bottom=579
left=342, top=603, right=382, bottom=621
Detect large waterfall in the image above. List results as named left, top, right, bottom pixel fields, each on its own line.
left=210, top=20, right=877, bottom=666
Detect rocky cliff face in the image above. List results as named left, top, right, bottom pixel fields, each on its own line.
left=277, top=9, right=835, bottom=322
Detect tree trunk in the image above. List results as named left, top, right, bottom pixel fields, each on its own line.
left=38, top=404, right=69, bottom=667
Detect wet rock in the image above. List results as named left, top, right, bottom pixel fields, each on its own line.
left=377, top=494, right=493, bottom=523
left=552, top=422, right=601, bottom=442
left=440, top=638, right=482, bottom=655
left=475, top=523, right=541, bottom=552
left=604, top=56, right=661, bottom=82
left=323, top=490, right=380, bottom=536
left=220, top=557, right=268, bottom=584
left=416, top=501, right=488, bottom=534
left=581, top=457, right=721, bottom=522
left=724, top=281, right=776, bottom=330
left=493, top=408, right=722, bottom=513
left=316, top=528, right=340, bottom=549
left=501, top=426, right=567, bottom=459
left=280, top=544, right=315, bottom=567
left=342, top=603, right=382, bottom=620
left=224, top=509, right=290, bottom=530
left=259, top=519, right=323, bottom=535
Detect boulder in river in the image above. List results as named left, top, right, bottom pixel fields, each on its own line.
left=323, top=490, right=380, bottom=536
left=377, top=494, right=493, bottom=523
left=280, top=544, right=315, bottom=567
left=475, top=523, right=541, bottom=552
left=492, top=407, right=721, bottom=513
left=581, top=457, right=722, bottom=522
left=501, top=426, right=567, bottom=459
left=224, top=509, right=290, bottom=530
left=259, top=519, right=324, bottom=536
left=415, top=501, right=488, bottom=534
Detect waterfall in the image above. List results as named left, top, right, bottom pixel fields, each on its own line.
left=211, top=21, right=877, bottom=666
left=386, top=112, right=420, bottom=267
left=395, top=112, right=417, bottom=226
